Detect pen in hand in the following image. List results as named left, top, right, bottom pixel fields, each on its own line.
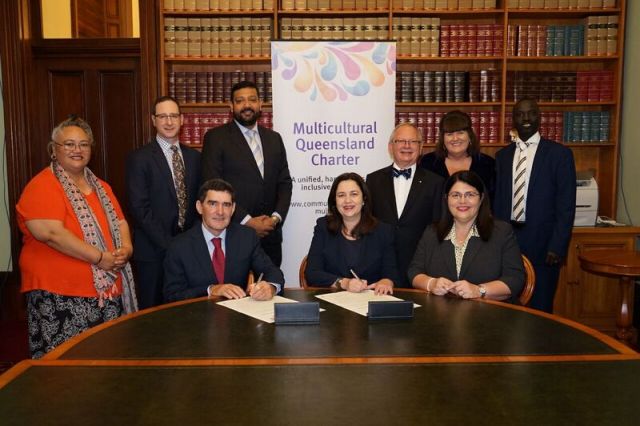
left=249, top=273, right=264, bottom=297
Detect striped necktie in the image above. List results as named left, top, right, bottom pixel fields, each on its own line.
left=171, top=145, right=187, bottom=229
left=512, top=141, right=530, bottom=222
left=247, top=130, right=264, bottom=177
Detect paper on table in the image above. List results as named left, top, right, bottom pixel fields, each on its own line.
left=315, top=290, right=421, bottom=317
left=216, top=295, right=301, bottom=323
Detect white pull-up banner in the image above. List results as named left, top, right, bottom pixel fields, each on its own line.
left=271, top=41, right=397, bottom=285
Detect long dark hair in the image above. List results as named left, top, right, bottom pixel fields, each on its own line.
left=326, top=172, right=377, bottom=238
left=436, top=170, right=493, bottom=242
left=434, top=110, right=480, bottom=159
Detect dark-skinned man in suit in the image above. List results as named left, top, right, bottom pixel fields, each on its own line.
left=366, top=123, right=443, bottom=287
left=201, top=81, right=292, bottom=268
left=494, top=97, right=576, bottom=313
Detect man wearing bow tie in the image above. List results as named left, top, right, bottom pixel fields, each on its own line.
left=366, top=123, right=443, bottom=287
left=494, top=98, right=576, bottom=312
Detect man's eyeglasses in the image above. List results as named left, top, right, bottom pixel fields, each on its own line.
left=154, top=113, right=180, bottom=121
left=392, top=139, right=421, bottom=145
left=55, top=141, right=92, bottom=152
left=448, top=191, right=480, bottom=201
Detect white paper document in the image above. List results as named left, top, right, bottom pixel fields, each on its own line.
left=315, top=290, right=421, bottom=317
left=217, top=295, right=300, bottom=323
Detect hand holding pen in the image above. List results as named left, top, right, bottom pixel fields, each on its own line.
left=350, top=269, right=394, bottom=296
left=342, top=269, right=369, bottom=293
left=248, top=273, right=275, bottom=301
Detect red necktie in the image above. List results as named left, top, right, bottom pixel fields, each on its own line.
left=212, top=237, right=225, bottom=283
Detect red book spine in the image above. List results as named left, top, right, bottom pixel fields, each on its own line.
left=467, top=24, right=478, bottom=56
left=587, top=71, right=601, bottom=102
left=449, top=24, right=460, bottom=57
left=440, top=24, right=450, bottom=57
left=576, top=71, right=588, bottom=102
left=425, top=112, right=436, bottom=145
left=458, top=24, right=468, bottom=57
left=492, top=24, right=503, bottom=56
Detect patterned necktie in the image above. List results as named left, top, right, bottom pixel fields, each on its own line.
left=171, top=145, right=187, bottom=229
left=512, top=141, right=530, bottom=222
left=212, top=237, right=225, bottom=283
left=392, top=167, right=412, bottom=179
left=247, top=130, right=264, bottom=177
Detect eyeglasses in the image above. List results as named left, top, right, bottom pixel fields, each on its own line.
left=448, top=191, right=480, bottom=201
left=392, top=139, right=421, bottom=145
left=55, top=141, right=92, bottom=151
left=154, top=113, right=180, bottom=121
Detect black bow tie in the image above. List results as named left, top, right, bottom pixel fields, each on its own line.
left=392, top=167, right=412, bottom=179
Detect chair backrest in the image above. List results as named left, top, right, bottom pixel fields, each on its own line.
left=299, top=255, right=309, bottom=289
left=519, top=254, right=536, bottom=306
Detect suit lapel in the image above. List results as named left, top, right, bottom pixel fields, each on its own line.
left=380, top=166, right=399, bottom=221
left=151, top=141, right=178, bottom=203
left=400, top=167, right=425, bottom=221
left=459, top=237, right=481, bottom=279
left=230, top=123, right=263, bottom=181
left=190, top=225, right=218, bottom=284
left=443, top=241, right=458, bottom=279
left=527, top=138, right=550, bottom=192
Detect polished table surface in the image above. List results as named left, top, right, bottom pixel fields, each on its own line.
left=1, top=289, right=639, bottom=425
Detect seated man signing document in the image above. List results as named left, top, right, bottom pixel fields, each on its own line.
left=164, top=179, right=284, bottom=302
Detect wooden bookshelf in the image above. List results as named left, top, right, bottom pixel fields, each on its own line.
left=157, top=0, right=626, bottom=217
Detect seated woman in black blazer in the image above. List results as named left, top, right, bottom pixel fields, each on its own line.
left=305, top=172, right=399, bottom=295
left=408, top=170, right=524, bottom=302
left=419, top=110, right=496, bottom=202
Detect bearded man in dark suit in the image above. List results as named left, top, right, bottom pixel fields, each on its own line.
left=201, top=81, right=292, bottom=267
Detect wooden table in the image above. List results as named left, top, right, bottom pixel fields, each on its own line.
left=1, top=289, right=639, bottom=425
left=579, top=249, right=640, bottom=343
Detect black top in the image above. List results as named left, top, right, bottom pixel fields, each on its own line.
left=419, top=152, right=496, bottom=203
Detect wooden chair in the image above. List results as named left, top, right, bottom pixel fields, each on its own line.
left=298, top=255, right=309, bottom=289
left=519, top=254, right=536, bottom=306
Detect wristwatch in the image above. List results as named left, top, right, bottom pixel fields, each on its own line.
left=478, top=284, right=487, bottom=298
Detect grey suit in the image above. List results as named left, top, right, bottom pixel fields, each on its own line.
left=407, top=220, right=525, bottom=303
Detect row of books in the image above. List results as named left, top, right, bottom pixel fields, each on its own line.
left=390, top=17, right=441, bottom=57
left=178, top=110, right=610, bottom=146
left=168, top=71, right=272, bottom=104
left=585, top=16, right=619, bottom=56
left=163, top=0, right=273, bottom=10
left=506, top=17, right=617, bottom=57
left=440, top=24, right=503, bottom=57
left=506, top=70, right=614, bottom=102
left=397, top=70, right=500, bottom=103
left=179, top=112, right=274, bottom=145
left=164, top=17, right=272, bottom=58
left=396, top=111, right=500, bottom=144
left=506, top=0, right=615, bottom=8
left=162, top=0, right=614, bottom=11
left=280, top=17, right=392, bottom=43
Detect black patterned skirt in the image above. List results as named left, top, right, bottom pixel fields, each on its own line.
left=26, top=289, right=123, bottom=359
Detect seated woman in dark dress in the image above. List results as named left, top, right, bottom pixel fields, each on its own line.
left=305, top=172, right=399, bottom=294
left=419, top=110, right=496, bottom=201
left=409, top=170, right=524, bottom=302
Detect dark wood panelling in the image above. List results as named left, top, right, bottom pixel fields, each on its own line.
left=98, top=71, right=140, bottom=203
left=71, top=0, right=133, bottom=38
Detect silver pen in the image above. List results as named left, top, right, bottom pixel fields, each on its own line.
left=349, top=269, right=360, bottom=280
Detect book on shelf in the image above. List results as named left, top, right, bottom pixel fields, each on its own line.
left=201, top=18, right=212, bottom=57
left=164, top=17, right=176, bottom=58
left=188, top=18, right=202, bottom=58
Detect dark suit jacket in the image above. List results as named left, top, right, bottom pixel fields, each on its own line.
left=366, top=165, right=443, bottom=287
left=407, top=221, right=525, bottom=302
left=305, top=217, right=401, bottom=287
left=125, top=140, right=201, bottom=261
left=163, top=222, right=285, bottom=302
left=419, top=152, right=496, bottom=202
left=201, top=122, right=292, bottom=244
left=493, top=138, right=576, bottom=264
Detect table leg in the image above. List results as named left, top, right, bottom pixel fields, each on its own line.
left=616, top=276, right=634, bottom=343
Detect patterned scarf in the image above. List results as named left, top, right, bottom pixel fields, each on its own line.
left=51, top=161, right=138, bottom=314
